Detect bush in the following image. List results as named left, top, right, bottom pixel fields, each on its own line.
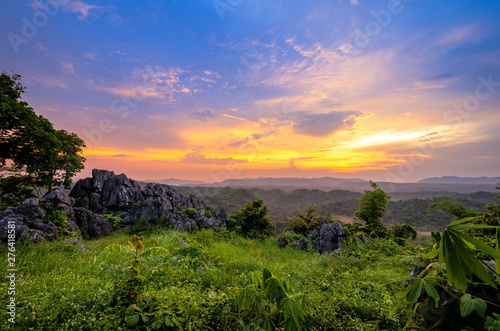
left=103, top=214, right=121, bottom=228
left=390, top=223, right=417, bottom=245
left=288, top=204, right=330, bottom=236
left=46, top=210, right=73, bottom=237
left=129, top=216, right=149, bottom=235
left=276, top=231, right=303, bottom=248
left=227, top=199, right=275, bottom=239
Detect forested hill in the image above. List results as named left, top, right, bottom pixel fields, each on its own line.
left=173, top=186, right=498, bottom=233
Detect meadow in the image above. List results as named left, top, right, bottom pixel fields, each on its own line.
left=0, top=228, right=427, bottom=330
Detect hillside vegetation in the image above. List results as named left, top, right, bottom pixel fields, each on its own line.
left=175, top=186, right=496, bottom=233
left=0, top=228, right=425, bottom=330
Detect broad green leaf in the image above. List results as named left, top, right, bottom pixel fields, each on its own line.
left=263, top=268, right=272, bottom=284
left=424, top=249, right=439, bottom=259
left=125, top=314, right=139, bottom=327
left=442, top=232, right=468, bottom=291
left=449, top=230, right=496, bottom=289
left=406, top=280, right=423, bottom=319
left=496, top=228, right=500, bottom=276
left=423, top=281, right=440, bottom=308
left=453, top=229, right=500, bottom=260
left=452, top=224, right=499, bottom=230
left=448, top=217, right=479, bottom=227
left=460, top=293, right=487, bottom=318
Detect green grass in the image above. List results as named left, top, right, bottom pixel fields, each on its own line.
left=0, top=229, right=427, bottom=330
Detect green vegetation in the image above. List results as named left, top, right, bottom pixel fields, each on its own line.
left=46, top=210, right=73, bottom=238
left=0, top=228, right=425, bottom=330
left=354, top=181, right=391, bottom=238
left=103, top=214, right=122, bottom=228
left=227, top=199, right=276, bottom=239
left=288, top=204, right=333, bottom=236
left=0, top=73, right=85, bottom=195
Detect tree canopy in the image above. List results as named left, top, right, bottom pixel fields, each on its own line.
left=0, top=72, right=86, bottom=196
left=227, top=199, right=275, bottom=239
left=354, top=180, right=391, bottom=237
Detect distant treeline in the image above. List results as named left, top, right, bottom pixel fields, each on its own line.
left=174, top=186, right=498, bottom=233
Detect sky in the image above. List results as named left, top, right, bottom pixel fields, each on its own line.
left=1, top=0, right=499, bottom=183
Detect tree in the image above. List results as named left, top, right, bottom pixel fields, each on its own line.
left=0, top=72, right=85, bottom=194
left=428, top=199, right=481, bottom=219
left=354, top=180, right=391, bottom=238
left=288, top=204, right=333, bottom=236
left=227, top=199, right=275, bottom=239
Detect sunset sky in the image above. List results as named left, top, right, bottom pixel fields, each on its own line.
left=1, top=0, right=499, bottom=183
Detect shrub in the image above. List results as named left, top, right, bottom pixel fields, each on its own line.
left=236, top=267, right=313, bottom=330
left=129, top=215, right=149, bottom=235
left=390, top=223, right=417, bottom=245
left=276, top=231, right=303, bottom=248
left=46, top=210, right=73, bottom=237
left=227, top=199, right=275, bottom=239
left=288, top=204, right=329, bottom=236
left=103, top=213, right=121, bottom=228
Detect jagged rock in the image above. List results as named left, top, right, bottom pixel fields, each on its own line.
left=43, top=189, right=75, bottom=219
left=101, top=173, right=143, bottom=209
left=92, top=169, right=115, bottom=193
left=16, top=198, right=46, bottom=219
left=26, top=229, right=46, bottom=244
left=0, top=214, right=30, bottom=243
left=318, top=220, right=347, bottom=254
left=73, top=207, right=113, bottom=239
left=294, top=237, right=312, bottom=250
left=30, top=219, right=59, bottom=241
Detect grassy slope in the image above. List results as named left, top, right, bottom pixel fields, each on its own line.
left=1, top=229, right=428, bottom=330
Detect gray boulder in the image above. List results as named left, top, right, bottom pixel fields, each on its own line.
left=319, top=221, right=347, bottom=254
left=26, top=229, right=46, bottom=244
left=92, top=169, right=115, bottom=193
left=0, top=214, right=30, bottom=243
left=30, top=219, right=59, bottom=241
left=73, top=207, right=114, bottom=239
left=16, top=198, right=46, bottom=219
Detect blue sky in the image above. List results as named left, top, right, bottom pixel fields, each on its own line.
left=1, top=0, right=499, bottom=182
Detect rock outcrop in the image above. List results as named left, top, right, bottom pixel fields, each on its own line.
left=277, top=219, right=349, bottom=254
left=0, top=169, right=228, bottom=243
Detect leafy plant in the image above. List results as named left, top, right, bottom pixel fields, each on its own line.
left=236, top=267, right=313, bottom=330
left=103, top=213, right=121, bottom=228
left=393, top=217, right=500, bottom=329
left=354, top=181, right=391, bottom=238
left=46, top=210, right=73, bottom=237
left=227, top=199, right=275, bottom=239
left=129, top=215, right=150, bottom=235
left=288, top=204, right=330, bottom=236
left=390, top=223, right=418, bottom=245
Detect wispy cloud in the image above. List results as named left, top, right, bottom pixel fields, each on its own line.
left=30, top=74, right=69, bottom=89
left=181, top=152, right=248, bottom=165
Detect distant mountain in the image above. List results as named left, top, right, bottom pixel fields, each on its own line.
left=143, top=178, right=206, bottom=186
left=205, top=177, right=368, bottom=191
left=418, top=176, right=500, bottom=185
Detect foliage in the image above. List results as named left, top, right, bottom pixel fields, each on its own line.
left=205, top=209, right=213, bottom=218
left=393, top=217, right=500, bottom=329
left=236, top=267, right=313, bottom=330
left=0, top=72, right=85, bottom=193
left=288, top=204, right=330, bottom=236
left=354, top=181, right=391, bottom=238
left=46, top=210, right=73, bottom=237
left=129, top=215, right=150, bottom=235
left=390, top=223, right=418, bottom=245
left=103, top=213, right=121, bottom=228
left=227, top=199, right=275, bottom=239
left=0, top=168, right=35, bottom=209
left=429, top=199, right=482, bottom=219
left=0, top=228, right=423, bottom=330
left=276, top=232, right=303, bottom=248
